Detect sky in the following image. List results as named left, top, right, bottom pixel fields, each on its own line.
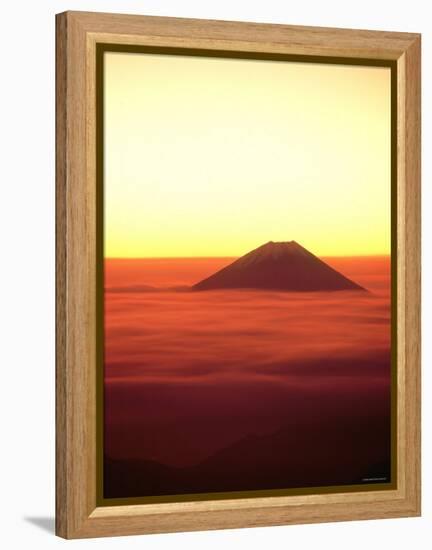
left=104, top=52, right=391, bottom=258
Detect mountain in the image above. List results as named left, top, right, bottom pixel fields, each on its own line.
left=104, top=405, right=390, bottom=497
left=192, top=241, right=365, bottom=292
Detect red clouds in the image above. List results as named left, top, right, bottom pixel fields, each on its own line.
left=104, top=256, right=390, bottom=386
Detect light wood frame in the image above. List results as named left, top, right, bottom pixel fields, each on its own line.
left=56, top=10, right=421, bottom=539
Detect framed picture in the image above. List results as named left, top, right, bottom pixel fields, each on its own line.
left=56, top=11, right=421, bottom=539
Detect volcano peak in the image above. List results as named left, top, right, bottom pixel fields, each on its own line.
left=193, top=241, right=365, bottom=292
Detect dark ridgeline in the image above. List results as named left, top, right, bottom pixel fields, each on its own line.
left=104, top=382, right=391, bottom=498
left=192, top=241, right=365, bottom=292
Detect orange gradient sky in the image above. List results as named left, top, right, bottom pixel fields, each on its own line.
left=104, top=52, right=391, bottom=258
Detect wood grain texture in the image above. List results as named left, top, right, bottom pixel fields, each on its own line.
left=56, top=11, right=98, bottom=538
left=70, top=10, right=418, bottom=59
left=55, top=11, right=421, bottom=539
left=55, top=12, right=67, bottom=538
left=402, top=36, right=421, bottom=513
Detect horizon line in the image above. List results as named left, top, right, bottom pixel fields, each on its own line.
left=105, top=253, right=391, bottom=260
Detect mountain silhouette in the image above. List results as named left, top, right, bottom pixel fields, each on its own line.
left=192, top=241, right=365, bottom=292
left=104, top=401, right=390, bottom=498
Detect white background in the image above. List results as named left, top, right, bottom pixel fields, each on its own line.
left=0, top=0, right=429, bottom=547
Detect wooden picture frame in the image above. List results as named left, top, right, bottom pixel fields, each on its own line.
left=56, top=11, right=421, bottom=539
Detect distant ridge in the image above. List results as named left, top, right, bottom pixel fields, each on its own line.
left=192, top=241, right=365, bottom=292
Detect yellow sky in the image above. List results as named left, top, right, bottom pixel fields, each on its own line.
left=104, top=52, right=391, bottom=258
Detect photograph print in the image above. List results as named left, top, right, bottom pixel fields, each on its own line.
left=100, top=48, right=394, bottom=502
